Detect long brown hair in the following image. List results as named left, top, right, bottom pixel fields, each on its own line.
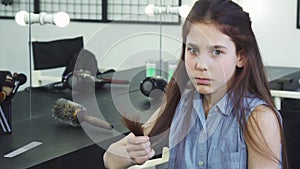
left=146, top=0, right=288, bottom=168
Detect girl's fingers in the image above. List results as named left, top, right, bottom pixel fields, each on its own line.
left=127, top=145, right=152, bottom=157
left=127, top=133, right=149, bottom=144
left=126, top=140, right=151, bottom=151
left=131, top=149, right=156, bottom=165
left=125, top=132, right=155, bottom=164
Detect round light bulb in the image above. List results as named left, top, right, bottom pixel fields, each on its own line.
left=53, top=12, right=70, bottom=27
left=15, top=10, right=28, bottom=26
left=179, top=5, right=191, bottom=18
left=145, top=4, right=155, bottom=16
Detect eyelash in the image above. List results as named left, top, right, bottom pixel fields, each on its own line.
left=187, top=47, right=224, bottom=56
left=212, top=49, right=222, bottom=56
left=187, top=47, right=199, bottom=55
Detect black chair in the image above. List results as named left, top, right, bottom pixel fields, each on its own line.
left=31, top=36, right=84, bottom=90
left=281, top=98, right=300, bottom=169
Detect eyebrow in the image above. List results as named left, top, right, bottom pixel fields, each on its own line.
left=186, top=42, right=199, bottom=49
left=186, top=42, right=227, bottom=50
left=212, top=45, right=227, bottom=49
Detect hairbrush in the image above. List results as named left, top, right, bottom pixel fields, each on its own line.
left=52, top=98, right=113, bottom=130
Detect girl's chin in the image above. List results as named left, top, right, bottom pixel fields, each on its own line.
left=194, top=86, right=213, bottom=94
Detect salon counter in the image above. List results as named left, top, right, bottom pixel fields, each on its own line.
left=0, top=67, right=156, bottom=169
left=0, top=89, right=145, bottom=169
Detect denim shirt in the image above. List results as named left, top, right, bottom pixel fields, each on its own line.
left=168, top=86, right=282, bottom=169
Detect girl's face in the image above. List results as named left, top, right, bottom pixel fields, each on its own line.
left=185, top=23, right=244, bottom=97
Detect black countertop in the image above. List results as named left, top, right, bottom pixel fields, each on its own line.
left=0, top=67, right=155, bottom=169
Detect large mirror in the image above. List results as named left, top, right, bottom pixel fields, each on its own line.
left=0, top=0, right=187, bottom=121
left=0, top=1, right=32, bottom=125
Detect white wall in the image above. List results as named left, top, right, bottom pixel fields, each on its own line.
left=0, top=0, right=300, bottom=88
left=239, top=0, right=300, bottom=67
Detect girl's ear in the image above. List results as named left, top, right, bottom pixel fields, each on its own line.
left=236, top=51, right=245, bottom=68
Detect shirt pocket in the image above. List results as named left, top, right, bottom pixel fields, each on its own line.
left=218, top=148, right=247, bottom=169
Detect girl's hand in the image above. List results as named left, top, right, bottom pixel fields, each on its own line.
left=126, top=133, right=155, bottom=165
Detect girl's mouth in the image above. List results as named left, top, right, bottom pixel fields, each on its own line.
left=195, top=78, right=211, bottom=85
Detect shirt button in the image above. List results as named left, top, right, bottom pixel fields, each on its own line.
left=213, top=107, right=218, bottom=112
left=198, top=161, right=204, bottom=166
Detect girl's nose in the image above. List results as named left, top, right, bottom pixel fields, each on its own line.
left=194, top=55, right=208, bottom=71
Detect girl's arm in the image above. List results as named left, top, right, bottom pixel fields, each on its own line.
left=103, top=133, right=154, bottom=169
left=245, top=105, right=282, bottom=169
left=103, top=108, right=162, bottom=169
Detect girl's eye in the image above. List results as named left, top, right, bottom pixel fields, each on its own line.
left=212, top=50, right=222, bottom=56
left=187, top=47, right=199, bottom=55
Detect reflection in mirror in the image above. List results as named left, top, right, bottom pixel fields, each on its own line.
left=0, top=0, right=188, bottom=130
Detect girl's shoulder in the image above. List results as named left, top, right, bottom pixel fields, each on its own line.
left=243, top=94, right=266, bottom=111
left=251, top=105, right=277, bottom=122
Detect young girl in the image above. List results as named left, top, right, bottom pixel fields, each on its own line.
left=104, top=0, right=288, bottom=168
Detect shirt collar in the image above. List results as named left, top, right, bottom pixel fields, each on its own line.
left=215, top=93, right=234, bottom=116
left=193, top=91, right=234, bottom=116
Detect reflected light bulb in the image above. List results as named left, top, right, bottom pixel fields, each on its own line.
left=53, top=12, right=70, bottom=27
left=145, top=4, right=155, bottom=16
left=15, top=11, right=70, bottom=27
left=15, top=10, right=28, bottom=26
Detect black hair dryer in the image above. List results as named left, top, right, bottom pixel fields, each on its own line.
left=140, top=76, right=167, bottom=98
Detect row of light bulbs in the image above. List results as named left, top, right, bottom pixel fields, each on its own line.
left=15, top=4, right=191, bottom=27
left=145, top=4, right=191, bottom=18
left=15, top=11, right=70, bottom=27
